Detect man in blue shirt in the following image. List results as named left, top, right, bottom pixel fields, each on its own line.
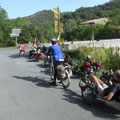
left=48, top=38, right=64, bottom=86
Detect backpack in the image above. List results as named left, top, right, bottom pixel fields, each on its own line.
left=65, top=55, right=72, bottom=65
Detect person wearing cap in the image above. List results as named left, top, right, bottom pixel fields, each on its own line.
left=77, top=55, right=92, bottom=72
left=48, top=38, right=64, bottom=86
left=85, top=70, right=120, bottom=101
left=42, top=45, right=47, bottom=54
left=33, top=44, right=37, bottom=52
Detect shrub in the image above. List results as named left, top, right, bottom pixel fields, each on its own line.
left=65, top=46, right=120, bottom=71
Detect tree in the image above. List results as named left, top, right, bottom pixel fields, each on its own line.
left=37, top=21, right=57, bottom=43
left=63, top=19, right=77, bottom=41
left=0, top=7, right=14, bottom=46
left=11, top=17, right=29, bottom=29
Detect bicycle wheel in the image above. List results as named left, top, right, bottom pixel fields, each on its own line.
left=62, top=70, right=70, bottom=89
left=81, top=85, right=96, bottom=105
left=49, top=64, right=54, bottom=81
left=19, top=51, right=24, bottom=58
left=43, top=55, right=47, bottom=65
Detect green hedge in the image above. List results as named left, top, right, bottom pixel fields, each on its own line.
left=64, top=46, right=120, bottom=71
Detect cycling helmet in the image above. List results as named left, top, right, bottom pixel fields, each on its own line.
left=86, top=55, right=91, bottom=60
left=51, top=38, right=57, bottom=45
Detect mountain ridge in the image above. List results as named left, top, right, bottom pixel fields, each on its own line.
left=24, top=0, right=120, bottom=26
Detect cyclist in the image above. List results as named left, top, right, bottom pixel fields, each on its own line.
left=33, top=44, right=37, bottom=52
left=37, top=40, right=40, bottom=48
left=64, top=55, right=72, bottom=66
left=77, top=55, right=92, bottom=73
left=19, top=42, right=25, bottom=56
left=42, top=45, right=47, bottom=54
left=48, top=38, right=64, bottom=86
left=29, top=44, right=37, bottom=58
left=87, top=70, right=120, bottom=101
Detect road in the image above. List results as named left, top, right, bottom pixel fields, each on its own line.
left=0, top=48, right=119, bottom=120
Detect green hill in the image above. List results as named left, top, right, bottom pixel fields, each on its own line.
left=24, top=0, right=120, bottom=25
left=25, top=10, right=54, bottom=26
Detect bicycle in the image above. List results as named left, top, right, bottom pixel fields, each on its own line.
left=57, top=64, right=71, bottom=89
left=99, top=69, right=113, bottom=85
left=49, top=58, right=72, bottom=88
left=43, top=54, right=48, bottom=66
left=79, top=74, right=98, bottom=105
left=49, top=56, right=54, bottom=81
left=79, top=70, right=120, bottom=105
left=19, top=50, right=25, bottom=58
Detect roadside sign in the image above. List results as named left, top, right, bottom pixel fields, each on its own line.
left=12, top=29, right=21, bottom=34
left=10, top=29, right=21, bottom=37
left=10, top=33, right=19, bottom=37
left=10, top=28, right=21, bottom=46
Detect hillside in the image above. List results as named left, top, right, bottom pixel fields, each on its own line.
left=25, top=10, right=54, bottom=26
left=24, top=0, right=120, bottom=25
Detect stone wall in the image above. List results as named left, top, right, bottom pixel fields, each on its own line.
left=28, top=39, right=120, bottom=51
left=64, top=39, right=120, bottom=50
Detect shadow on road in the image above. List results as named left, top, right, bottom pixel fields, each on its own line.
left=12, top=74, right=120, bottom=119
left=36, top=63, right=48, bottom=69
left=26, top=59, right=36, bottom=62
left=9, top=51, right=29, bottom=59
left=62, top=88, right=120, bottom=119
left=36, top=64, right=50, bottom=75
left=9, top=54, right=19, bottom=58
left=12, top=75, right=54, bottom=88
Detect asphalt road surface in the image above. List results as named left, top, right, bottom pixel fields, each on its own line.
left=0, top=48, right=119, bottom=120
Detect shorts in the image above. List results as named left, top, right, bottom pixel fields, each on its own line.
left=97, top=84, right=108, bottom=95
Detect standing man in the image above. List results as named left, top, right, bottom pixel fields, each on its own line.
left=48, top=38, right=64, bottom=86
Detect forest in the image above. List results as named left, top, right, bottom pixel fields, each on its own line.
left=0, top=0, right=120, bottom=47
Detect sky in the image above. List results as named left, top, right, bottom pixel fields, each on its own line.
left=0, top=0, right=110, bottom=19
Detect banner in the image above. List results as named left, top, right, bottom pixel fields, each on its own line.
left=34, top=37, right=37, bottom=44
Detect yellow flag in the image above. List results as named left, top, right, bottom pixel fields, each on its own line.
left=34, top=37, right=37, bottom=44
left=62, top=38, right=65, bottom=50
left=14, top=26, right=17, bottom=29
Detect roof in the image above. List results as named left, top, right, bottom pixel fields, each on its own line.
left=116, top=25, right=120, bottom=30
left=81, top=18, right=109, bottom=25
